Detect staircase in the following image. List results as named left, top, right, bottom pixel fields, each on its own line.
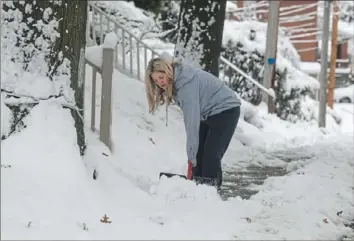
left=86, top=2, right=274, bottom=101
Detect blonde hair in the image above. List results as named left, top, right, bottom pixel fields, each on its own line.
left=145, top=57, right=175, bottom=114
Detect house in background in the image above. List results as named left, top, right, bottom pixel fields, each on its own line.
left=228, top=0, right=352, bottom=85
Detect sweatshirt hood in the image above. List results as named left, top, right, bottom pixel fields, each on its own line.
left=173, top=63, right=197, bottom=92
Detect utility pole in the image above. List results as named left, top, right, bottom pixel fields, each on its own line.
left=262, top=1, right=280, bottom=114
left=318, top=1, right=332, bottom=128
left=327, top=0, right=338, bottom=109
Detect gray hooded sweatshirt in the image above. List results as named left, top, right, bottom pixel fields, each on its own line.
left=172, top=63, right=241, bottom=166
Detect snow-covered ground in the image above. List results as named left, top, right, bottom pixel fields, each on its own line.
left=1, top=1, right=353, bottom=239
left=2, top=63, right=353, bottom=240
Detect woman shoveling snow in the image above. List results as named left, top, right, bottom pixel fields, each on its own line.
left=145, top=57, right=241, bottom=189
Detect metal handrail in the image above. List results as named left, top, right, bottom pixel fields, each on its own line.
left=220, top=56, right=275, bottom=98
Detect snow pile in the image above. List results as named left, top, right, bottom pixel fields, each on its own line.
left=1, top=102, right=94, bottom=230
left=248, top=135, right=354, bottom=240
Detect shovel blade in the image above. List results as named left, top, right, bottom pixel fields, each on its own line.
left=159, top=172, right=187, bottom=179
left=159, top=173, right=218, bottom=185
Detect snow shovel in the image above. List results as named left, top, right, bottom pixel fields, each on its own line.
left=159, top=160, right=193, bottom=180
left=159, top=161, right=219, bottom=187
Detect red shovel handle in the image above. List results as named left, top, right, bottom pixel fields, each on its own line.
left=187, top=160, right=193, bottom=180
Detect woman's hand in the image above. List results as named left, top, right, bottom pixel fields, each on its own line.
left=187, top=160, right=193, bottom=180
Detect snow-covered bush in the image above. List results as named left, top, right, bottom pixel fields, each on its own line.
left=220, top=20, right=320, bottom=123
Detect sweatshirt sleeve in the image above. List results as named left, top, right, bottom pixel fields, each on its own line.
left=178, top=83, right=201, bottom=167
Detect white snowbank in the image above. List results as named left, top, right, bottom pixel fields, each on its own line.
left=1, top=101, right=97, bottom=239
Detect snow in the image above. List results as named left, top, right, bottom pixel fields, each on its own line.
left=299, top=61, right=321, bottom=75
left=338, top=21, right=354, bottom=38
left=1, top=70, right=57, bottom=99
left=85, top=45, right=103, bottom=69
left=226, top=1, right=238, bottom=13
left=334, top=84, right=354, bottom=102
left=334, top=103, right=354, bottom=134
left=2, top=63, right=354, bottom=239
left=103, top=32, right=118, bottom=49
left=299, top=60, right=351, bottom=75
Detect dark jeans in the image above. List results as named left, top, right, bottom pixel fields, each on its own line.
left=192, top=106, right=240, bottom=186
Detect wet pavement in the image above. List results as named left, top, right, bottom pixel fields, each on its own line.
left=219, top=165, right=287, bottom=201
left=218, top=148, right=315, bottom=201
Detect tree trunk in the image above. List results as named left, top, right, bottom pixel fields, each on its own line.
left=174, top=0, right=227, bottom=77
left=7, top=0, right=87, bottom=155
left=50, top=0, right=87, bottom=155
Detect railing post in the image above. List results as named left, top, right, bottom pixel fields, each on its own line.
left=91, top=67, right=97, bottom=131
left=100, top=41, right=115, bottom=150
